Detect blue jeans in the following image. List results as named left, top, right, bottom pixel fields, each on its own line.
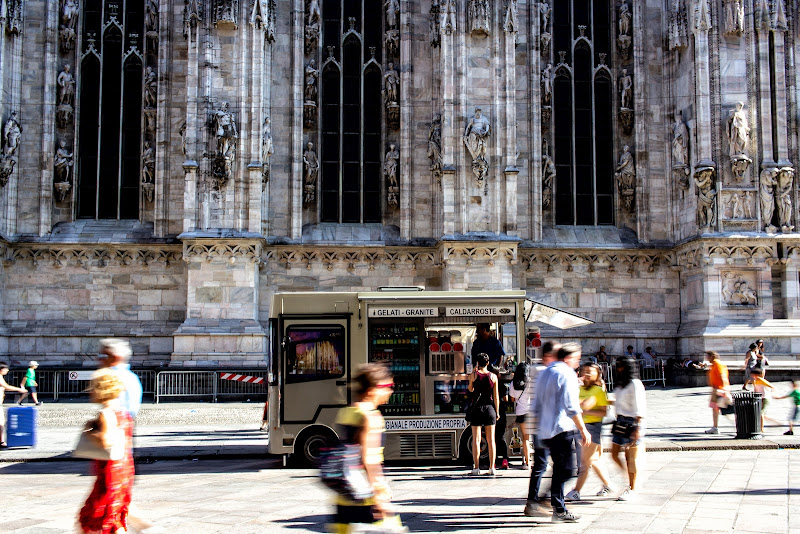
left=527, top=435, right=549, bottom=502
left=542, top=432, right=575, bottom=514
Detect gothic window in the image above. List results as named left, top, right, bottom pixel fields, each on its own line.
left=77, top=0, right=143, bottom=219
left=553, top=0, right=614, bottom=226
left=320, top=0, right=383, bottom=223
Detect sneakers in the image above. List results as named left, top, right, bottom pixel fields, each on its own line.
left=785, top=430, right=794, bottom=435
left=522, top=463, right=531, bottom=470
left=523, top=500, right=549, bottom=517
left=552, top=511, right=580, bottom=523
left=35, top=402, right=43, bottom=406
left=470, top=468, right=481, bottom=476
left=564, top=489, right=580, bottom=501
left=618, top=488, right=636, bottom=501
left=704, top=427, right=719, bottom=434
left=487, top=468, right=497, bottom=476
left=499, top=459, right=509, bottom=470
left=596, top=486, right=612, bottom=497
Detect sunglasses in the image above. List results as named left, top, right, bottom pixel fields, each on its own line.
left=376, top=382, right=395, bottom=389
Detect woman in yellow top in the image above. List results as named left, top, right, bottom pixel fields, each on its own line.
left=565, top=363, right=612, bottom=501
left=330, top=363, right=405, bottom=533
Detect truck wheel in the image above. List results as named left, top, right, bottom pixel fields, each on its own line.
left=459, top=429, right=490, bottom=467
left=295, top=427, right=336, bottom=467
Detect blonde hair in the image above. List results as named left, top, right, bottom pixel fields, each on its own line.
left=89, top=368, right=125, bottom=404
left=99, top=338, right=133, bottom=361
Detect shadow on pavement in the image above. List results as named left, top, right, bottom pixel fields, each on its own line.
left=0, top=457, right=281, bottom=476
left=698, top=488, right=795, bottom=496
left=273, top=514, right=329, bottom=532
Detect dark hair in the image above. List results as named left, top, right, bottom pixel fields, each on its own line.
left=627, top=345, right=634, bottom=351
left=749, top=343, right=757, bottom=350
left=557, top=342, right=581, bottom=361
left=477, top=323, right=491, bottom=332
left=352, top=363, right=393, bottom=400
left=615, top=356, right=640, bottom=389
left=756, top=339, right=764, bottom=344
left=542, top=341, right=557, bottom=355
left=512, top=362, right=528, bottom=391
left=645, top=346, right=652, bottom=352
left=475, top=352, right=490, bottom=368
left=0, top=361, right=8, bottom=370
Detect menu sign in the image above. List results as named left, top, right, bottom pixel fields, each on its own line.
left=385, top=417, right=468, bottom=431
left=368, top=306, right=438, bottom=318
left=445, top=304, right=515, bottom=316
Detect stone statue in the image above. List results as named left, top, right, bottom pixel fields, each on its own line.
left=262, top=116, right=273, bottom=182
left=54, top=139, right=73, bottom=184
left=760, top=167, right=779, bottom=229
left=743, top=191, right=753, bottom=219
left=385, top=29, right=400, bottom=57
left=776, top=167, right=794, bottom=231
left=305, top=0, right=321, bottom=54
left=144, top=67, right=157, bottom=109
left=383, top=63, right=399, bottom=104
left=179, top=121, right=188, bottom=157
left=619, top=69, right=632, bottom=110
left=3, top=112, right=22, bottom=158
left=60, top=0, right=79, bottom=51
left=619, top=1, right=631, bottom=36
left=141, top=142, right=155, bottom=184
left=542, top=142, right=556, bottom=210
left=672, top=111, right=689, bottom=167
left=504, top=0, right=518, bottom=35
left=307, top=0, right=321, bottom=27
left=304, top=60, right=318, bottom=103
left=469, top=0, right=490, bottom=35
left=427, top=113, right=442, bottom=176
left=441, top=0, right=456, bottom=33
left=303, top=142, right=319, bottom=204
left=724, top=0, right=744, bottom=35
left=541, top=64, right=553, bottom=106
left=384, top=143, right=399, bottom=188
left=464, top=108, right=491, bottom=186
left=539, top=2, right=551, bottom=31
left=694, top=166, right=717, bottom=228
left=726, top=101, right=749, bottom=156
left=212, top=101, right=238, bottom=160
left=146, top=0, right=159, bottom=31
left=57, top=64, right=75, bottom=107
left=731, top=192, right=743, bottom=219
left=615, top=145, right=636, bottom=212
left=385, top=0, right=400, bottom=30
left=216, top=0, right=239, bottom=28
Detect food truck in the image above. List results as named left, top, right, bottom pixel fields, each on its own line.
left=267, top=289, right=592, bottom=465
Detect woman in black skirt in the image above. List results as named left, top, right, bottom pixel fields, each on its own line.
left=467, top=352, right=500, bottom=475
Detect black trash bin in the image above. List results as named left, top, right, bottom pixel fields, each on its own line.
left=732, top=391, right=763, bottom=439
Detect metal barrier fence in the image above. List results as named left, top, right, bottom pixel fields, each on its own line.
left=603, top=360, right=666, bottom=391
left=598, top=362, right=614, bottom=391
left=155, top=371, right=218, bottom=403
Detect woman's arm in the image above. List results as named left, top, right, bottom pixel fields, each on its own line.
left=492, top=376, right=500, bottom=413
left=467, top=371, right=475, bottom=392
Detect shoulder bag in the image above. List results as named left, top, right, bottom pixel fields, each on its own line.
left=319, top=442, right=374, bottom=502
left=73, top=409, right=125, bottom=461
left=610, top=418, right=636, bottom=438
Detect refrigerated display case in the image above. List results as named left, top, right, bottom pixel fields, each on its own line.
left=369, top=321, right=422, bottom=416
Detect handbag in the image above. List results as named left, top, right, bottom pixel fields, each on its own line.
left=464, top=391, right=483, bottom=423
left=319, top=442, right=374, bottom=502
left=73, top=410, right=125, bottom=461
left=611, top=419, right=636, bottom=438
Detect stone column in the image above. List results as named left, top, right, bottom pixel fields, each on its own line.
left=440, top=3, right=458, bottom=236
left=502, top=4, right=517, bottom=235
left=154, top=0, right=172, bottom=236
left=755, top=14, right=775, bottom=167
left=182, top=8, right=201, bottom=232
left=399, top=0, right=411, bottom=240
left=38, top=0, right=59, bottom=236
left=290, top=0, right=304, bottom=239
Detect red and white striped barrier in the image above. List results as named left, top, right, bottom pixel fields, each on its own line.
left=219, top=373, right=265, bottom=384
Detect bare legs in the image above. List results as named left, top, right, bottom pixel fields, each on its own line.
left=471, top=425, right=496, bottom=471
left=610, top=442, right=640, bottom=491
left=573, top=442, right=610, bottom=492
left=711, top=405, right=719, bottom=429
left=521, top=426, right=532, bottom=467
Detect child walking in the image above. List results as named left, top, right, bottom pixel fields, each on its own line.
left=774, top=380, right=800, bottom=435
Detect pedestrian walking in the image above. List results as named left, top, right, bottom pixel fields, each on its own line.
left=509, top=361, right=532, bottom=469
left=705, top=351, right=730, bottom=435
left=98, top=339, right=142, bottom=419
left=466, top=353, right=499, bottom=475
left=752, top=369, right=775, bottom=432
left=78, top=368, right=135, bottom=534
left=0, top=361, right=27, bottom=449
left=609, top=356, right=646, bottom=501
left=529, top=343, right=590, bottom=523
left=774, top=380, right=800, bottom=435
left=742, top=343, right=759, bottom=390
left=565, top=363, right=612, bottom=501
left=329, top=363, right=405, bottom=533
left=16, top=361, right=41, bottom=406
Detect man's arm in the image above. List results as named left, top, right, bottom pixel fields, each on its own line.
left=0, top=375, right=26, bottom=393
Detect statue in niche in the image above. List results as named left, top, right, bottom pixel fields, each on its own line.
left=179, top=121, right=188, bottom=157
left=57, top=64, right=75, bottom=108
left=215, top=0, right=238, bottom=28
left=463, top=108, right=491, bottom=190
left=776, top=167, right=794, bottom=232
left=726, top=102, right=749, bottom=156
left=3, top=112, right=22, bottom=158
left=743, top=191, right=753, bottom=219
left=184, top=0, right=202, bottom=37
left=760, top=167, right=779, bottom=231
left=504, top=0, right=518, bottom=37
left=305, top=0, right=321, bottom=54
left=730, top=192, right=743, bottom=219
left=60, top=0, right=79, bottom=52
left=145, top=0, right=159, bottom=32
left=385, top=143, right=399, bottom=207
left=383, top=63, right=399, bottom=104
left=441, top=0, right=456, bottom=34
left=427, top=113, right=443, bottom=178
left=542, top=140, right=555, bottom=210
left=141, top=142, right=155, bottom=202
left=212, top=101, right=238, bottom=165
left=724, top=0, right=743, bottom=35
left=617, top=2, right=632, bottom=58
left=303, top=142, right=318, bottom=205
left=304, top=60, right=318, bottom=103
left=541, top=64, right=552, bottom=106
left=539, top=2, right=551, bottom=31
left=54, top=139, right=73, bottom=184
left=144, top=67, right=157, bottom=109
left=694, top=166, right=716, bottom=228
left=385, top=29, right=399, bottom=57
left=430, top=0, right=441, bottom=47
left=385, top=0, right=399, bottom=30
left=668, top=0, right=687, bottom=50
left=672, top=111, right=690, bottom=189
left=262, top=116, right=273, bottom=183
left=619, top=69, right=632, bottom=110
left=615, top=145, right=636, bottom=212
left=469, top=0, right=490, bottom=36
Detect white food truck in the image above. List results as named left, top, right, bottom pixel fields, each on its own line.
left=267, top=289, right=591, bottom=465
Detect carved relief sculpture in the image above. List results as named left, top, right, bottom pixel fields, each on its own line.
left=427, top=113, right=443, bottom=179
left=385, top=143, right=399, bottom=207
left=672, top=111, right=690, bottom=189
left=306, top=0, right=321, bottom=55
left=303, top=142, right=319, bottom=205
left=668, top=0, right=687, bottom=50
left=179, top=121, right=188, bottom=157
left=384, top=63, right=400, bottom=129
left=469, top=0, right=490, bottom=36
left=430, top=0, right=441, bottom=47
left=721, top=272, right=758, bottom=305
left=619, top=69, right=634, bottom=135
left=215, top=0, right=239, bottom=28
left=141, top=142, right=155, bottom=203
left=211, top=101, right=238, bottom=189
left=726, top=101, right=752, bottom=180
left=59, top=0, right=78, bottom=52
left=262, top=116, right=273, bottom=183
left=617, top=1, right=632, bottom=59
left=731, top=191, right=743, bottom=219
left=694, top=166, right=717, bottom=228
left=542, top=140, right=555, bottom=210
left=760, top=166, right=779, bottom=231
left=615, top=145, right=636, bottom=212
left=0, top=111, right=21, bottom=187
left=463, top=108, right=491, bottom=192
left=776, top=167, right=794, bottom=232
left=441, top=0, right=456, bottom=34
left=743, top=191, right=753, bottom=219
left=54, top=139, right=73, bottom=201
left=303, top=60, right=318, bottom=129
left=56, top=64, right=75, bottom=128
left=723, top=0, right=744, bottom=35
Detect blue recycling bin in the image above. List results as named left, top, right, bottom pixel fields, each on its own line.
left=6, top=406, right=37, bottom=448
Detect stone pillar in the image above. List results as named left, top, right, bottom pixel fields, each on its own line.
left=38, top=0, right=59, bottom=236
left=182, top=9, right=201, bottom=232
left=154, top=0, right=172, bottom=237
left=171, top=236, right=266, bottom=367
left=502, top=6, right=517, bottom=235
left=755, top=17, right=775, bottom=166
left=440, top=5, right=461, bottom=236
left=399, top=0, right=411, bottom=240
left=290, top=0, right=304, bottom=239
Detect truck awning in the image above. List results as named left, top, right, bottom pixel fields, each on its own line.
left=524, top=299, right=593, bottom=329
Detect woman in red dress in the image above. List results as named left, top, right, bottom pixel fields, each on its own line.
left=78, top=368, right=135, bottom=534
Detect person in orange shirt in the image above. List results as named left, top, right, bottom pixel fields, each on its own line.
left=705, top=351, right=730, bottom=435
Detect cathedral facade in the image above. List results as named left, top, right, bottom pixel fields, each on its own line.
left=0, top=0, right=799, bottom=367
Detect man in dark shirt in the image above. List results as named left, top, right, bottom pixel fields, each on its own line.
left=471, top=323, right=505, bottom=368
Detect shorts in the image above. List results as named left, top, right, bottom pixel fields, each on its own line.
left=709, top=389, right=719, bottom=408
left=761, top=397, right=770, bottom=413
left=585, top=422, right=603, bottom=445
left=26, top=385, right=37, bottom=394
left=468, top=404, right=497, bottom=427
left=611, top=415, right=642, bottom=447
left=791, top=405, right=799, bottom=423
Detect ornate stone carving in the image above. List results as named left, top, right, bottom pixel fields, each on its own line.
left=721, top=271, right=757, bottom=306
left=722, top=191, right=750, bottom=219
left=441, top=0, right=456, bottom=34
left=672, top=111, right=690, bottom=190
left=723, top=0, right=743, bottom=36
left=184, top=0, right=201, bottom=38
left=0, top=157, right=15, bottom=187
left=726, top=101, right=751, bottom=180
left=755, top=0, right=771, bottom=30
left=463, top=108, right=491, bottom=191
left=385, top=29, right=399, bottom=57
left=539, top=2, right=550, bottom=32
left=303, top=142, right=318, bottom=205
left=305, top=0, right=321, bottom=55
left=56, top=64, right=75, bottom=128
left=141, top=142, right=155, bottom=203
left=145, top=0, right=158, bottom=46
left=619, top=69, right=632, bottom=110
left=615, top=145, right=635, bottom=212
left=5, top=0, right=23, bottom=35
left=427, top=113, right=442, bottom=179
left=541, top=64, right=552, bottom=106
left=668, top=0, right=687, bottom=50
left=143, top=66, right=157, bottom=109
left=304, top=60, right=318, bottom=129
left=54, top=139, right=73, bottom=201
left=776, top=167, right=794, bottom=232
left=59, top=0, right=78, bottom=52
left=760, top=166, right=779, bottom=231
left=694, top=165, right=717, bottom=228
left=542, top=140, right=555, bottom=210
left=383, top=62, right=399, bottom=104
left=145, top=108, right=157, bottom=133
left=261, top=116, right=273, bottom=184
left=617, top=1, right=632, bottom=59
left=694, top=0, right=711, bottom=32
left=429, top=0, right=441, bottom=47
left=504, top=0, right=518, bottom=40
left=468, top=0, right=490, bottom=36
left=251, top=0, right=276, bottom=41
left=540, top=32, right=551, bottom=56
left=211, top=101, right=238, bottom=189
left=385, top=0, right=399, bottom=30
left=3, top=111, right=21, bottom=159
left=179, top=121, right=188, bottom=157
left=771, top=0, right=787, bottom=31
left=215, top=0, right=239, bottom=29
left=385, top=143, right=399, bottom=208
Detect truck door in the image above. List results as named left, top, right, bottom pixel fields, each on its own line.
left=280, top=316, right=350, bottom=423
